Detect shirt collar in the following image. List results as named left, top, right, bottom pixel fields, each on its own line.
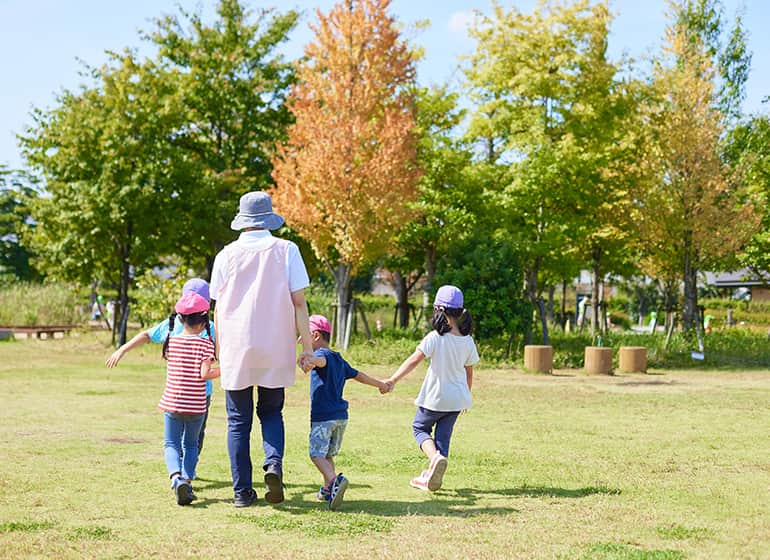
left=239, top=230, right=272, bottom=241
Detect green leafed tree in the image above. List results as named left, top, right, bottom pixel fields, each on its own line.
left=20, top=55, right=183, bottom=344
left=0, top=165, right=40, bottom=282
left=465, top=0, right=618, bottom=344
left=147, top=0, right=299, bottom=273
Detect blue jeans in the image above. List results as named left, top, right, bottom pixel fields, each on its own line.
left=412, top=407, right=460, bottom=458
left=225, top=386, right=285, bottom=493
left=164, top=412, right=205, bottom=481
left=198, top=395, right=211, bottom=453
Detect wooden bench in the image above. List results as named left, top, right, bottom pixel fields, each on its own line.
left=0, top=325, right=79, bottom=340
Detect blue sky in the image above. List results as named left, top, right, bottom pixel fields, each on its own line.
left=1, top=0, right=768, bottom=171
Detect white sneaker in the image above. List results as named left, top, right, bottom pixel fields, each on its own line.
left=409, top=470, right=430, bottom=491
left=427, top=454, right=448, bottom=491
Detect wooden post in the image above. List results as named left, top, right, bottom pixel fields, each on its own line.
left=618, top=346, right=647, bottom=373
left=524, top=345, right=553, bottom=373
left=584, top=346, right=613, bottom=374
left=343, top=299, right=354, bottom=350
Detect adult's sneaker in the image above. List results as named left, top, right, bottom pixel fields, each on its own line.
left=264, top=464, right=284, bottom=504
left=233, top=488, right=258, bottom=508
left=328, top=473, right=349, bottom=511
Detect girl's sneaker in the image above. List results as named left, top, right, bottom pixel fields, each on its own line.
left=427, top=454, right=448, bottom=491
left=173, top=478, right=194, bottom=506
left=409, top=470, right=430, bottom=491
left=317, top=485, right=331, bottom=502
left=328, top=473, right=349, bottom=511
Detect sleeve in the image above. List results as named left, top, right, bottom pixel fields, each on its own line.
left=201, top=339, right=216, bottom=361
left=465, top=338, right=480, bottom=366
left=287, top=242, right=310, bottom=293
left=416, top=331, right=436, bottom=358
left=147, top=319, right=169, bottom=344
left=343, top=358, right=359, bottom=380
left=209, top=250, right=228, bottom=300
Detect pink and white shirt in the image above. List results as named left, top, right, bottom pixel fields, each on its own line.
left=158, top=334, right=215, bottom=414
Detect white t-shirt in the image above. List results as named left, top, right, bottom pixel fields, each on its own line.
left=414, top=330, right=480, bottom=412
left=210, top=230, right=310, bottom=299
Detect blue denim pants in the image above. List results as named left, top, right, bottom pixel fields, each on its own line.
left=163, top=411, right=205, bottom=481
left=225, top=386, right=285, bottom=493
left=412, top=407, right=460, bottom=458
left=197, top=395, right=211, bottom=453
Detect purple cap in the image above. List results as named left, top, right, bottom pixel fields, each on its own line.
left=434, top=285, right=464, bottom=308
left=182, top=278, right=210, bottom=302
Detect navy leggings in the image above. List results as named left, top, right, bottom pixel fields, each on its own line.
left=412, top=406, right=460, bottom=458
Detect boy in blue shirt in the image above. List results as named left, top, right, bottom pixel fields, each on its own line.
left=303, top=314, right=389, bottom=510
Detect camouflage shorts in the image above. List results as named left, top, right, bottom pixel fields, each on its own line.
left=309, top=419, right=348, bottom=458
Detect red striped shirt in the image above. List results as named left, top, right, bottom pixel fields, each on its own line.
left=159, top=335, right=215, bottom=414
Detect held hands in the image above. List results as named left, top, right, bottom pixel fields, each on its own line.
left=376, top=379, right=393, bottom=394
left=297, top=351, right=316, bottom=373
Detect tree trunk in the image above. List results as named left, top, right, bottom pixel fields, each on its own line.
left=394, top=271, right=409, bottom=328
left=546, top=285, right=555, bottom=326
left=422, top=245, right=436, bottom=329
left=682, top=231, right=698, bottom=332
left=561, top=279, right=567, bottom=329
left=524, top=258, right=541, bottom=345
left=334, top=262, right=353, bottom=348
left=117, top=248, right=131, bottom=347
left=591, top=246, right=602, bottom=336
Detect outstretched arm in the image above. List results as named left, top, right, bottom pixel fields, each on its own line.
left=352, top=370, right=390, bottom=394
left=105, top=330, right=151, bottom=368
left=387, top=350, right=426, bottom=389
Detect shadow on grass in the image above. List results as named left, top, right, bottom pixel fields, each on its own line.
left=453, top=485, right=621, bottom=499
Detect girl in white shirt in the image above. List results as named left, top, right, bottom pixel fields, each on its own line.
left=387, top=285, right=479, bottom=491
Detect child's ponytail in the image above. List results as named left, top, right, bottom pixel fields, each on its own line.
left=431, top=307, right=451, bottom=335
left=162, top=311, right=176, bottom=359
left=458, top=308, right=473, bottom=336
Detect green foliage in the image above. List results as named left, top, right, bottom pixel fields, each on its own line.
left=0, top=166, right=40, bottom=282
left=584, top=543, right=684, bottom=560
left=132, top=268, right=192, bottom=327
left=0, top=282, right=88, bottom=326
left=435, top=236, right=530, bottom=340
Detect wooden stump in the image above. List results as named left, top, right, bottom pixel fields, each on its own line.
left=618, top=346, right=647, bottom=373
left=584, top=347, right=613, bottom=374
left=524, top=345, right=553, bottom=373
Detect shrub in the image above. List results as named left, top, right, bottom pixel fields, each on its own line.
left=132, top=268, right=192, bottom=326
left=0, top=282, right=88, bottom=326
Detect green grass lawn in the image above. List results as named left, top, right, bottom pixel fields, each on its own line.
left=1, top=334, right=769, bottom=559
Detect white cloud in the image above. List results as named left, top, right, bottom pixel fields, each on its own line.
left=447, top=11, right=473, bottom=35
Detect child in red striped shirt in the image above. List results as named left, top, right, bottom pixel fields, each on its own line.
left=159, top=293, right=220, bottom=506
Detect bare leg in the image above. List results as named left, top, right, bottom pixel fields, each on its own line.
left=419, top=439, right=438, bottom=461
left=311, top=456, right=336, bottom=486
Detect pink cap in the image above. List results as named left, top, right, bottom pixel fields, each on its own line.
left=309, top=314, right=331, bottom=333
left=175, top=293, right=209, bottom=315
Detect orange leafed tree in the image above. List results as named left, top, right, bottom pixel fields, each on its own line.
left=271, top=0, right=419, bottom=344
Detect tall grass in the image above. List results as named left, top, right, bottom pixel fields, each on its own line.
left=0, top=282, right=88, bottom=326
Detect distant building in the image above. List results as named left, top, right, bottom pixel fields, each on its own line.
left=711, top=269, right=770, bottom=302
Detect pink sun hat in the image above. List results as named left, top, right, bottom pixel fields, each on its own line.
left=309, top=314, right=332, bottom=334
left=175, top=292, right=210, bottom=315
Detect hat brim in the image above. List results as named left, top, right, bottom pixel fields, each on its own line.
left=230, top=213, right=285, bottom=231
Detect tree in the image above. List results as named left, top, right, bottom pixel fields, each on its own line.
left=639, top=8, right=760, bottom=333
left=271, top=0, right=420, bottom=346
left=465, top=0, right=612, bottom=344
left=385, top=85, right=479, bottom=328
left=148, top=0, right=299, bottom=274
left=20, top=55, right=182, bottom=344
left=0, top=165, right=39, bottom=282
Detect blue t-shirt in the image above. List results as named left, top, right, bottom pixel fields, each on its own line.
left=309, top=347, right=359, bottom=422
left=148, top=317, right=216, bottom=397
